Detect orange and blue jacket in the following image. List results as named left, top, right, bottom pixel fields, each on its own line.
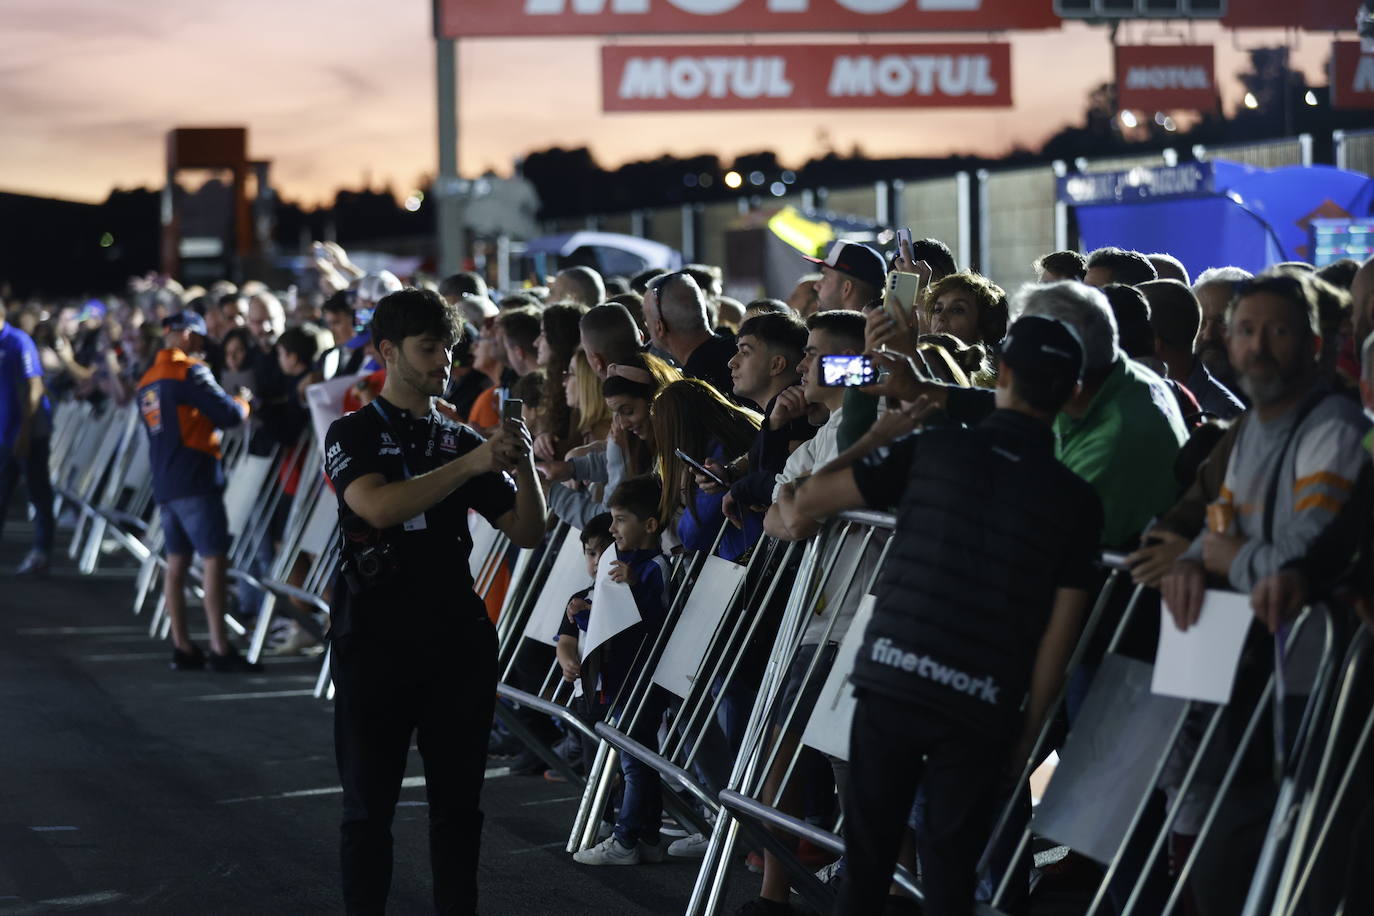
left=136, top=348, right=250, bottom=502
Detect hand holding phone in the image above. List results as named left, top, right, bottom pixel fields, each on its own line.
left=674, top=448, right=730, bottom=490
left=883, top=270, right=922, bottom=330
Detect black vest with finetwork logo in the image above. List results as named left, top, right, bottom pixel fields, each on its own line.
left=849, top=410, right=1103, bottom=734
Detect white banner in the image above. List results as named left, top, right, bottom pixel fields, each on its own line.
left=522, top=529, right=592, bottom=644
left=305, top=371, right=367, bottom=456
left=800, top=595, right=875, bottom=761
left=652, top=555, right=749, bottom=698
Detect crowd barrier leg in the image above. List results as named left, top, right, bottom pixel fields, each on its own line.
left=1240, top=611, right=1341, bottom=916
left=1272, top=627, right=1373, bottom=916
left=688, top=533, right=829, bottom=916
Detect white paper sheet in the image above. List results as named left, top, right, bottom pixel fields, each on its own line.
left=305, top=372, right=367, bottom=455
left=520, top=529, right=591, bottom=644
left=584, top=548, right=644, bottom=656
left=1152, top=589, right=1254, bottom=704
left=652, top=556, right=749, bottom=699
left=800, top=595, right=875, bottom=761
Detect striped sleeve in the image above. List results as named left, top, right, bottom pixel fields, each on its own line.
left=1230, top=410, right=1370, bottom=592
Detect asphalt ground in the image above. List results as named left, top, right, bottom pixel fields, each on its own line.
left=0, top=512, right=761, bottom=915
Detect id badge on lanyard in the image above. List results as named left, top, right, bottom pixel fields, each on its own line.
left=371, top=401, right=429, bottom=532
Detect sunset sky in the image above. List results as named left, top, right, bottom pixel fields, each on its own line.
left=0, top=0, right=1340, bottom=207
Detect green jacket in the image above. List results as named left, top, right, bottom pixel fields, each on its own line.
left=1053, top=357, right=1188, bottom=549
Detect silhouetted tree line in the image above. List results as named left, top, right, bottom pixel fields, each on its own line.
left=3, top=47, right=1366, bottom=298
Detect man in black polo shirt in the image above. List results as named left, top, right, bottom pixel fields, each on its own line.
left=775, top=315, right=1103, bottom=915
left=323, top=288, right=547, bottom=915
left=644, top=271, right=738, bottom=397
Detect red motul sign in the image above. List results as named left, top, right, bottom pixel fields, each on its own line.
left=441, top=0, right=1056, bottom=39
left=1115, top=45, right=1216, bottom=112
left=602, top=43, right=1012, bottom=111
left=1331, top=42, right=1374, bottom=110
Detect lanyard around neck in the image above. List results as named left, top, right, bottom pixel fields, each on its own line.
left=370, top=399, right=422, bottom=481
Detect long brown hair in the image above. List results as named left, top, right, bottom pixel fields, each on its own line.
left=538, top=302, right=588, bottom=449
left=650, top=379, right=761, bottom=524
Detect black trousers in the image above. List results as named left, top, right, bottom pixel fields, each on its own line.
left=333, top=617, right=498, bottom=915
left=836, top=690, right=1009, bottom=916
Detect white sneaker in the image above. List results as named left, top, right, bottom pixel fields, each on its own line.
left=16, top=550, right=49, bottom=577
left=573, top=835, right=640, bottom=866
left=668, top=831, right=710, bottom=858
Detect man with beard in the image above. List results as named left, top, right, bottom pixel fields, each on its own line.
left=323, top=288, right=546, bottom=914
left=1192, top=267, right=1252, bottom=399
left=1162, top=269, right=1368, bottom=624
left=1158, top=271, right=1369, bottom=916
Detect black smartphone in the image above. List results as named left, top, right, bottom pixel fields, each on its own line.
left=818, top=354, right=877, bottom=387
left=501, top=398, right=524, bottom=424
left=674, top=448, right=729, bottom=489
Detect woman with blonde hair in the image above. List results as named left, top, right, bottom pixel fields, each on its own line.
left=565, top=347, right=612, bottom=446
left=650, top=378, right=763, bottom=561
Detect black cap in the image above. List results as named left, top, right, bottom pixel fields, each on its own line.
left=802, top=240, right=887, bottom=291
left=1000, top=314, right=1085, bottom=385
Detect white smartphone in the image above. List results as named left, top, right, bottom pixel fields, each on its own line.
left=883, top=270, right=922, bottom=325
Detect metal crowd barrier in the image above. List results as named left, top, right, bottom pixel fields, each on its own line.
left=37, top=394, right=1374, bottom=916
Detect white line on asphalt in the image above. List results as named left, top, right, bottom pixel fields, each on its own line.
left=189, top=689, right=316, bottom=701
left=17, top=625, right=143, bottom=635
left=38, top=892, right=127, bottom=906
left=519, top=795, right=580, bottom=807
left=509, top=841, right=566, bottom=855
left=219, top=769, right=509, bottom=804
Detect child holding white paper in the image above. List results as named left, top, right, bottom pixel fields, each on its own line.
left=548, top=514, right=615, bottom=783
left=573, top=475, right=673, bottom=867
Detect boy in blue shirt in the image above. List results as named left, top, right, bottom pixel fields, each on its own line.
left=573, top=475, right=673, bottom=867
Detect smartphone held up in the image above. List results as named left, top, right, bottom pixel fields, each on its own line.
left=818, top=354, right=878, bottom=388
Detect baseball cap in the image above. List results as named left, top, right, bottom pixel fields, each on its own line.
left=162, top=310, right=207, bottom=337
left=78, top=299, right=107, bottom=322
left=1000, top=314, right=1085, bottom=384
left=802, top=240, right=887, bottom=291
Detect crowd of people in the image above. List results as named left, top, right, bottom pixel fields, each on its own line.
left=2, top=230, right=1372, bottom=915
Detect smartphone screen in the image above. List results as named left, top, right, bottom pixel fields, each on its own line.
left=501, top=398, right=524, bottom=423
left=818, top=354, right=877, bottom=387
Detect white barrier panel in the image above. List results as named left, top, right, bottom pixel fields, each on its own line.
left=800, top=595, right=875, bottom=761
left=1032, top=654, right=1188, bottom=864
left=306, top=373, right=366, bottom=455
left=223, top=454, right=274, bottom=537
left=652, top=555, right=749, bottom=699
left=521, top=530, right=591, bottom=644
left=468, top=513, right=501, bottom=581
left=299, top=491, right=340, bottom=557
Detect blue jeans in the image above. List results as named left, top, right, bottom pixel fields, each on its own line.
left=0, top=436, right=54, bottom=554
left=614, top=687, right=670, bottom=847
